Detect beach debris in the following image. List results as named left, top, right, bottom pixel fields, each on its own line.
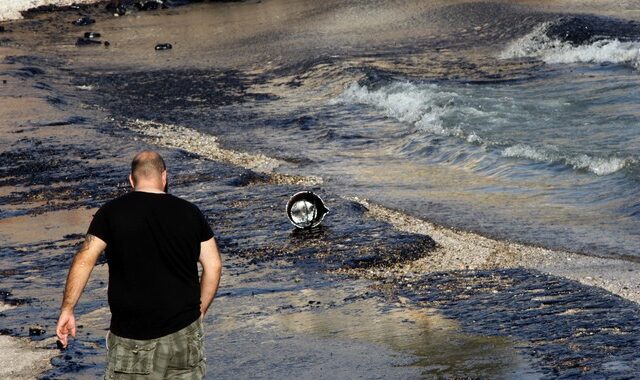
left=76, top=37, right=102, bottom=46
left=286, top=191, right=329, bottom=229
left=84, top=32, right=101, bottom=39
left=72, top=16, right=95, bottom=26
left=135, top=1, right=166, bottom=11
left=104, top=41, right=111, bottom=47
left=28, top=326, right=46, bottom=336
left=155, top=43, right=172, bottom=51
left=106, top=2, right=127, bottom=16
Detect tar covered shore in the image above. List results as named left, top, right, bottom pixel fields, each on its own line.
left=2, top=0, right=640, bottom=378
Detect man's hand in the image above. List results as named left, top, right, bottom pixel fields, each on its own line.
left=56, top=309, right=76, bottom=348
left=56, top=233, right=106, bottom=348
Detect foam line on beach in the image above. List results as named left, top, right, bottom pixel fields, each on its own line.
left=122, top=119, right=323, bottom=186
left=346, top=196, right=640, bottom=305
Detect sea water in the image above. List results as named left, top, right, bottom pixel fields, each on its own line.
left=236, top=18, right=640, bottom=258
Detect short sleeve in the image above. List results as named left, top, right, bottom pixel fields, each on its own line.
left=198, top=209, right=214, bottom=242
left=87, top=206, right=110, bottom=244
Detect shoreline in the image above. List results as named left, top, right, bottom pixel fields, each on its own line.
left=119, top=116, right=640, bottom=305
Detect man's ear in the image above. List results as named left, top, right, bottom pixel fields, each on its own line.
left=129, top=174, right=135, bottom=189
left=162, top=170, right=167, bottom=186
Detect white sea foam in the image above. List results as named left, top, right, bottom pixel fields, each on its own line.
left=0, top=0, right=100, bottom=21
left=500, top=22, right=640, bottom=69
left=502, top=144, right=553, bottom=163
left=332, top=82, right=469, bottom=139
left=502, top=143, right=631, bottom=175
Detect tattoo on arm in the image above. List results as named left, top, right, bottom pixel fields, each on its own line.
left=78, top=234, right=95, bottom=254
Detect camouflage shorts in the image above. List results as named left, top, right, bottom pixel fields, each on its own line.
left=104, top=319, right=205, bottom=379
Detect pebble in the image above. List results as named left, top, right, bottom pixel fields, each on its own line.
left=104, top=41, right=111, bottom=47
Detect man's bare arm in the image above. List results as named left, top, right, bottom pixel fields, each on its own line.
left=56, top=234, right=106, bottom=347
left=199, top=237, right=222, bottom=319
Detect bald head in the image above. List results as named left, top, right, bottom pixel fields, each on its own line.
left=130, top=151, right=167, bottom=191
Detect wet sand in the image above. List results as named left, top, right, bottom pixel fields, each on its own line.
left=1, top=1, right=640, bottom=378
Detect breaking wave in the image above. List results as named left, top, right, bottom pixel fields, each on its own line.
left=331, top=82, right=473, bottom=139
left=502, top=144, right=633, bottom=176
left=500, top=22, right=640, bottom=69
left=332, top=81, right=633, bottom=176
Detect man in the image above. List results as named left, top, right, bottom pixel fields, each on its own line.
left=56, top=150, right=222, bottom=379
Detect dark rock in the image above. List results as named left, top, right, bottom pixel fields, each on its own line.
left=72, top=16, right=95, bottom=26
left=84, top=32, right=101, bottom=39
left=104, top=41, right=111, bottom=47
left=0, top=26, right=5, bottom=33
left=56, top=340, right=65, bottom=350
left=155, top=43, right=172, bottom=51
left=75, top=38, right=101, bottom=46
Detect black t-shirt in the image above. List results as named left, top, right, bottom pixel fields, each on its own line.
left=88, top=191, right=214, bottom=339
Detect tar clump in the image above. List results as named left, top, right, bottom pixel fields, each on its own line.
left=106, top=3, right=127, bottom=16
left=76, top=38, right=102, bottom=46
left=155, top=43, right=172, bottom=51
left=28, top=326, right=46, bottom=336
left=72, top=16, right=95, bottom=26
left=135, top=1, right=166, bottom=11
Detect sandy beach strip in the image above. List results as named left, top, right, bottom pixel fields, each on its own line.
left=347, top=197, right=640, bottom=305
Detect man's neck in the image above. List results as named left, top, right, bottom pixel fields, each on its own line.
left=134, top=187, right=165, bottom=194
